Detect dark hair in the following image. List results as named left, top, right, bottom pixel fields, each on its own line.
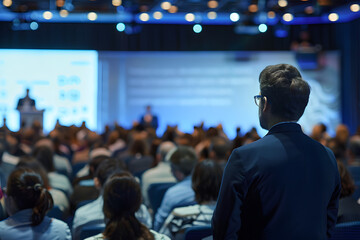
left=32, top=145, right=55, bottom=172
left=337, top=161, right=355, bottom=198
left=95, top=157, right=126, bottom=187
left=209, top=137, right=230, bottom=161
left=192, top=160, right=223, bottom=203
left=259, top=64, right=310, bottom=121
left=129, top=138, right=148, bottom=156
left=169, top=146, right=198, bottom=176
left=102, top=176, right=154, bottom=240
left=16, top=156, right=51, bottom=189
left=6, top=168, right=53, bottom=226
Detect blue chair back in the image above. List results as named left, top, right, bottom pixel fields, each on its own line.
left=80, top=223, right=105, bottom=240
left=47, top=206, right=64, bottom=220
left=184, top=225, right=212, bottom=240
left=148, top=182, right=176, bottom=215
left=330, top=221, right=360, bottom=240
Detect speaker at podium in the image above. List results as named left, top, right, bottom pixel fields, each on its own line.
left=16, top=88, right=44, bottom=130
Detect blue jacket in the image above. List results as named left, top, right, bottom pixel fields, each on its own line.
left=212, top=122, right=340, bottom=240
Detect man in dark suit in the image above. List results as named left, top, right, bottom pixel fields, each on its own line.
left=212, top=64, right=340, bottom=239
left=16, top=88, right=36, bottom=111
left=140, top=105, right=159, bottom=130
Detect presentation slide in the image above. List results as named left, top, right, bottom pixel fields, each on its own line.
left=0, top=49, right=98, bottom=132
left=99, top=51, right=340, bottom=138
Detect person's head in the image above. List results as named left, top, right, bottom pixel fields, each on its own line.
left=335, top=124, right=350, bottom=145
left=156, top=141, right=176, bottom=163
left=347, top=137, right=360, bottom=165
left=337, top=161, right=355, bottom=198
left=169, top=146, right=198, bottom=181
left=257, top=64, right=310, bottom=130
left=146, top=105, right=152, bottom=113
left=32, top=145, right=55, bottom=172
left=209, top=137, right=230, bottom=162
left=94, top=157, right=126, bottom=190
left=26, top=88, right=30, bottom=96
left=192, top=160, right=223, bottom=204
left=5, top=168, right=53, bottom=225
left=16, top=156, right=50, bottom=189
left=102, top=175, right=153, bottom=240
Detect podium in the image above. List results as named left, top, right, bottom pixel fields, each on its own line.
left=18, top=109, right=44, bottom=129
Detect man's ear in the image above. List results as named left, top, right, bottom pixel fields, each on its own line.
left=94, top=177, right=101, bottom=190
left=262, top=96, right=269, bottom=112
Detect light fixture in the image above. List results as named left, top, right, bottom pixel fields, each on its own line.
left=185, top=13, right=195, bottom=22
left=328, top=13, right=339, bottom=22
left=282, top=13, right=293, bottom=22
left=230, top=12, right=240, bottom=22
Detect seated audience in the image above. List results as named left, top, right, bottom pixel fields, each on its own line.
left=121, top=138, right=154, bottom=176
left=347, top=136, right=360, bottom=166
left=337, top=161, right=360, bottom=223
left=85, top=174, right=169, bottom=240
left=208, top=137, right=231, bottom=169
left=154, top=146, right=198, bottom=231
left=72, top=157, right=151, bottom=240
left=160, top=160, right=223, bottom=239
left=16, top=156, right=70, bottom=215
left=32, top=145, right=73, bottom=196
left=0, top=168, right=71, bottom=239
left=142, top=141, right=177, bottom=206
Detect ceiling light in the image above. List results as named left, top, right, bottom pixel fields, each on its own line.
left=328, top=13, right=339, bottom=22
left=87, top=12, right=97, bottom=21
left=185, top=13, right=195, bottom=22
left=258, top=24, right=267, bottom=33
left=3, top=0, right=12, bottom=7
left=248, top=4, right=258, bottom=13
left=282, top=13, right=293, bottom=22
left=278, top=0, right=288, bottom=8
left=267, top=11, right=275, bottom=19
left=207, top=1, right=218, bottom=9
left=230, top=12, right=240, bottom=22
left=139, top=13, right=150, bottom=21
left=193, top=24, right=202, bottom=33
left=350, top=4, right=360, bottom=12
left=153, top=11, right=163, bottom=20
left=59, top=9, right=69, bottom=17
left=161, top=1, right=171, bottom=10
left=116, top=23, right=125, bottom=32
left=112, top=0, right=122, bottom=7
left=168, top=5, right=178, bottom=13
left=207, top=11, right=217, bottom=19
left=43, top=11, right=53, bottom=20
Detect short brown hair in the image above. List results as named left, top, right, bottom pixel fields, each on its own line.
left=259, top=64, right=310, bottom=121
left=337, top=161, right=355, bottom=198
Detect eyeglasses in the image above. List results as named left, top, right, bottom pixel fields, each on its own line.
left=254, top=95, right=263, bottom=106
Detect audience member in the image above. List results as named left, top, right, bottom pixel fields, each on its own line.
left=0, top=168, right=71, bottom=240
left=140, top=105, right=159, bottom=130
left=160, top=160, right=223, bottom=239
left=142, top=141, right=177, bottom=206
left=154, top=146, right=198, bottom=231
left=16, top=156, right=69, bottom=215
left=85, top=174, right=169, bottom=240
left=347, top=136, right=360, bottom=166
left=72, top=157, right=151, bottom=240
left=32, top=145, right=73, bottom=196
left=209, top=137, right=231, bottom=168
left=212, top=64, right=340, bottom=239
left=337, top=161, right=360, bottom=223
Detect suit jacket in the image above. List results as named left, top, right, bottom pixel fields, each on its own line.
left=212, top=122, right=340, bottom=240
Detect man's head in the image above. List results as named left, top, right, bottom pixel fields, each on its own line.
left=156, top=141, right=176, bottom=164
left=169, top=146, right=198, bottom=181
left=94, top=157, right=126, bottom=190
left=258, top=64, right=310, bottom=129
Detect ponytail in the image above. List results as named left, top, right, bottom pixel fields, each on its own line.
left=31, top=187, right=54, bottom=226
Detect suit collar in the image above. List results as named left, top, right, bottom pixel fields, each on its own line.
left=266, top=122, right=302, bottom=136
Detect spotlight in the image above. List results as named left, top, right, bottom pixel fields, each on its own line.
left=161, top=1, right=171, bottom=10
left=153, top=11, right=163, bottom=20
left=193, top=24, right=202, bottom=33
left=278, top=0, right=288, bottom=8
left=43, top=11, right=53, bottom=20
left=59, top=9, right=69, bottom=17
left=87, top=12, right=97, bottom=21
left=139, top=13, right=150, bottom=21
left=258, top=24, right=267, bottom=33
left=185, top=13, right=195, bottom=22
left=282, top=13, right=293, bottom=22
left=207, top=11, right=217, bottom=19
left=350, top=4, right=360, bottom=12
left=116, top=23, right=125, bottom=32
left=30, top=22, right=38, bottom=30
left=230, top=12, right=240, bottom=22
left=328, top=13, right=339, bottom=22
